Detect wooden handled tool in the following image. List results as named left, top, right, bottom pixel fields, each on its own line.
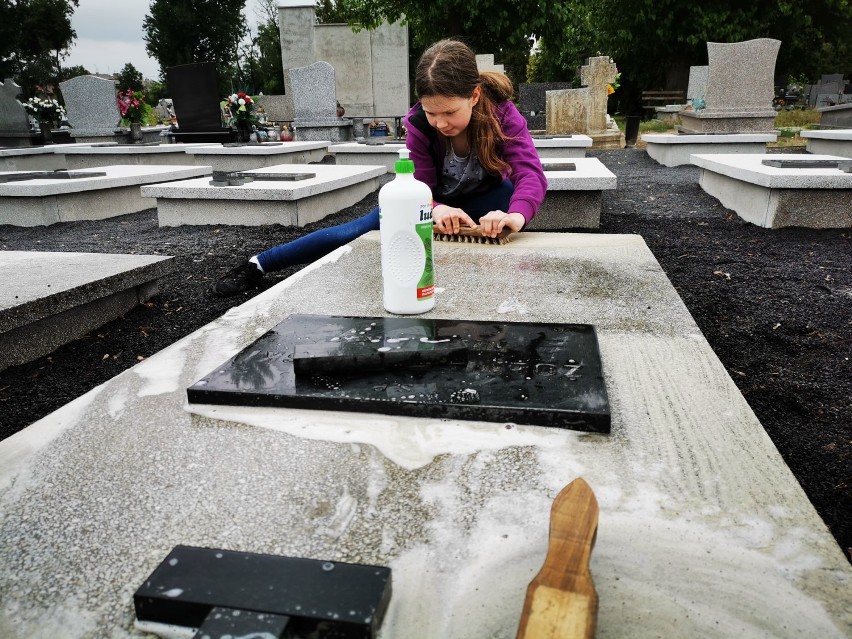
left=516, top=478, right=599, bottom=639
left=432, top=224, right=513, bottom=244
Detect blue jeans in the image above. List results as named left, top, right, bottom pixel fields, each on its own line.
left=256, top=179, right=514, bottom=273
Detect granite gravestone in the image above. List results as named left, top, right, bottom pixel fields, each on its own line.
left=686, top=66, right=709, bottom=103
left=58, top=75, right=121, bottom=130
left=289, top=61, right=352, bottom=143
left=255, top=95, right=293, bottom=122
left=166, top=62, right=231, bottom=142
left=519, top=83, right=572, bottom=131
left=679, top=38, right=780, bottom=134
left=0, top=78, right=33, bottom=147
left=546, top=57, right=623, bottom=149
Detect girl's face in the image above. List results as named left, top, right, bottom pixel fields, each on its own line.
left=420, top=87, right=481, bottom=138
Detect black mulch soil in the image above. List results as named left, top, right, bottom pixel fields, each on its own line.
left=0, top=148, right=849, bottom=562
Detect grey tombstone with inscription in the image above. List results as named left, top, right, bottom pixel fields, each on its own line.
left=289, top=61, right=352, bottom=143
left=59, top=75, right=122, bottom=131
left=0, top=79, right=35, bottom=147
left=679, top=39, right=780, bottom=134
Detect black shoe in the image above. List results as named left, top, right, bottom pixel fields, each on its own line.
left=211, top=261, right=263, bottom=297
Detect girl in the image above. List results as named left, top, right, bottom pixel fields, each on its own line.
left=212, top=38, right=546, bottom=297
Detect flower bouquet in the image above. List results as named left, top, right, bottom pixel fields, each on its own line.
left=23, top=97, right=66, bottom=125
left=225, top=92, right=257, bottom=124
left=117, top=90, right=146, bottom=124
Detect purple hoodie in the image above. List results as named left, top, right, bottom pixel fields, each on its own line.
left=403, top=100, right=547, bottom=226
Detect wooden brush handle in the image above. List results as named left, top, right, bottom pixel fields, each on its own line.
left=516, top=478, right=599, bottom=639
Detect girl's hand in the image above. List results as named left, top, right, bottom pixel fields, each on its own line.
left=432, top=204, right=477, bottom=234
left=479, top=211, right=525, bottom=237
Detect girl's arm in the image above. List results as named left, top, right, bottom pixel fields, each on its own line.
left=498, top=102, right=548, bottom=227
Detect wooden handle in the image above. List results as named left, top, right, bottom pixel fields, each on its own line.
left=516, top=478, right=599, bottom=639
left=432, top=224, right=512, bottom=240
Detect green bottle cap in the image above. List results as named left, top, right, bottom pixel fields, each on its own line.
left=395, top=148, right=415, bottom=174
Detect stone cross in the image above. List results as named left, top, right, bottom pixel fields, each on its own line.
left=579, top=56, right=618, bottom=133
left=475, top=54, right=504, bottom=74
left=0, top=78, right=30, bottom=133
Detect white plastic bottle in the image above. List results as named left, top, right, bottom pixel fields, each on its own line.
left=379, top=149, right=435, bottom=314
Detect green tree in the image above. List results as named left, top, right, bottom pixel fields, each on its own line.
left=115, top=62, right=144, bottom=93
left=532, top=0, right=852, bottom=113
left=252, top=0, right=285, bottom=94
left=143, top=0, right=247, bottom=92
left=60, top=64, right=90, bottom=80
left=0, top=0, right=79, bottom=97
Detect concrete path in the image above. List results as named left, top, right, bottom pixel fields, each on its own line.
left=0, top=233, right=849, bottom=638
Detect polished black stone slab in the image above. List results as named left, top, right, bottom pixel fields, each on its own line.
left=134, top=545, right=391, bottom=638
left=188, top=314, right=611, bottom=432
left=0, top=169, right=107, bottom=183
left=193, top=607, right=290, bottom=639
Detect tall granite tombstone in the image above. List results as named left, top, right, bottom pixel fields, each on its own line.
left=546, top=56, right=623, bottom=149
left=289, top=61, right=352, bottom=142
left=0, top=78, right=34, bottom=147
left=166, top=62, right=232, bottom=143
left=519, top=83, right=572, bottom=131
left=679, top=39, right=780, bottom=134
left=686, top=66, right=709, bottom=103
left=59, top=75, right=124, bottom=141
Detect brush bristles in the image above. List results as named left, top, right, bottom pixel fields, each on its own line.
left=432, top=225, right=512, bottom=245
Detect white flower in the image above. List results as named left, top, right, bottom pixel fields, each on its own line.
left=238, top=98, right=245, bottom=106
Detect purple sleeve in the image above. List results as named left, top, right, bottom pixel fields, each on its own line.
left=497, top=102, right=547, bottom=225
left=403, top=103, right=440, bottom=197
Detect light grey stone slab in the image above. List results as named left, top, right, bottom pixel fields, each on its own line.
left=817, top=103, right=852, bottom=129
left=528, top=157, right=616, bottom=230
left=534, top=135, right=592, bottom=158
left=255, top=94, right=293, bottom=122
left=0, top=165, right=212, bottom=226
left=58, top=75, right=121, bottom=130
left=0, top=252, right=173, bottom=370
left=704, top=39, right=780, bottom=111
left=801, top=129, right=852, bottom=158
left=0, top=147, right=67, bottom=171
left=143, top=163, right=385, bottom=227
left=643, top=133, right=777, bottom=167
left=328, top=142, right=405, bottom=172
left=184, top=141, right=330, bottom=171
left=693, top=153, right=852, bottom=228
left=0, top=232, right=849, bottom=638
left=58, top=144, right=210, bottom=169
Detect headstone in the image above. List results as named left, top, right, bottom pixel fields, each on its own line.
left=289, top=61, right=352, bottom=142
left=679, top=38, right=780, bottom=134
left=546, top=56, right=623, bottom=149
left=820, top=73, right=845, bottom=84
left=166, top=62, right=231, bottom=142
left=519, top=82, right=572, bottom=131
left=475, top=54, right=504, bottom=74
left=0, top=79, right=33, bottom=147
left=58, top=75, right=121, bottom=130
left=154, top=99, right=173, bottom=122
left=686, top=66, right=709, bottom=102
left=255, top=95, right=293, bottom=122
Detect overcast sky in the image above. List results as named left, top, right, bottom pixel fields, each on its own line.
left=64, top=0, right=266, bottom=80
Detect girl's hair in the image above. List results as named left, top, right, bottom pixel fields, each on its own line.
left=415, top=39, right=514, bottom=176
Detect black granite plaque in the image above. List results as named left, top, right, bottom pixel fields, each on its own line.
left=188, top=314, right=611, bottom=432
left=135, top=545, right=390, bottom=639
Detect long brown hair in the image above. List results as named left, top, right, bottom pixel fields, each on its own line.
left=415, top=39, right=514, bottom=176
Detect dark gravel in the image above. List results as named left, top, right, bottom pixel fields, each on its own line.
left=0, top=148, right=849, bottom=562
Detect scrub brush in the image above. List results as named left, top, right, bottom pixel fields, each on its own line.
left=432, top=225, right=513, bottom=245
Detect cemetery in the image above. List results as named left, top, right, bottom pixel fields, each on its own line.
left=0, top=1, right=850, bottom=634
